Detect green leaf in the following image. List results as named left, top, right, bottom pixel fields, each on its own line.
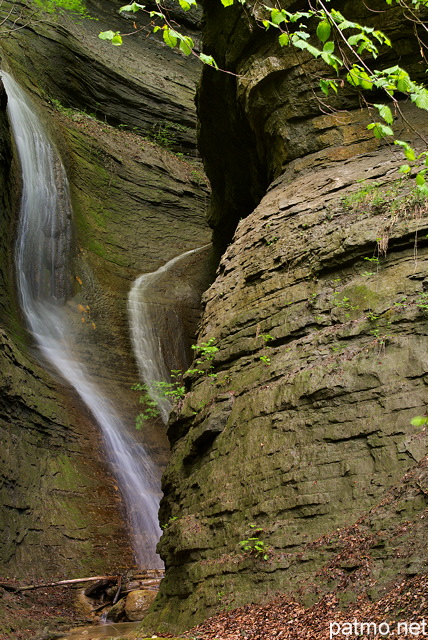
left=316, top=20, right=331, bottom=43
left=321, top=52, right=341, bottom=71
left=416, top=172, right=426, bottom=186
left=373, top=30, right=390, bottom=46
left=179, top=36, right=193, bottom=55
left=221, top=0, right=234, bottom=5
left=346, top=66, right=373, bottom=90
left=292, top=38, right=321, bottom=57
left=347, top=33, right=364, bottom=46
left=278, top=33, right=289, bottom=47
left=320, top=78, right=330, bottom=96
left=336, top=19, right=355, bottom=30
left=395, top=70, right=410, bottom=93
left=119, top=2, right=144, bottom=12
left=411, top=88, right=428, bottom=111
left=319, top=78, right=338, bottom=96
left=199, top=53, right=219, bottom=69
left=367, top=122, right=393, bottom=139
left=398, top=164, right=411, bottom=174
left=374, top=103, right=393, bottom=125
left=98, top=30, right=116, bottom=40
left=163, top=27, right=178, bottom=48
left=294, top=30, right=310, bottom=40
left=271, top=8, right=287, bottom=24
left=112, top=33, right=123, bottom=45
left=178, top=0, right=196, bottom=8
left=382, top=65, right=401, bottom=75
left=323, top=41, right=335, bottom=54
left=394, top=139, right=416, bottom=161
left=411, top=416, right=428, bottom=427
left=360, top=73, right=374, bottom=90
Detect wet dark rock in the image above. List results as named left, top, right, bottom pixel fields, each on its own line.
left=0, top=0, right=211, bottom=579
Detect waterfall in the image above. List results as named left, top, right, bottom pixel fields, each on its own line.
left=128, top=245, right=210, bottom=424
left=1, top=70, right=163, bottom=569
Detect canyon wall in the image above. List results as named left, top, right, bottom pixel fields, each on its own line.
left=142, top=0, right=428, bottom=632
left=0, top=0, right=211, bottom=578
left=0, top=0, right=426, bottom=631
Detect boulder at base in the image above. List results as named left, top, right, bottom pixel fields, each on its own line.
left=124, top=590, right=157, bottom=621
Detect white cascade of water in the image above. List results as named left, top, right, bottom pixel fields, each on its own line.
left=128, top=245, right=209, bottom=424
left=1, top=70, right=163, bottom=568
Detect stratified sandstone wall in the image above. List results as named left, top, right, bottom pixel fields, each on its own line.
left=0, top=0, right=211, bottom=578
left=143, top=0, right=428, bottom=632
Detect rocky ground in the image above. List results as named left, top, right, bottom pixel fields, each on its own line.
left=186, top=576, right=427, bottom=640
left=1, top=455, right=426, bottom=640
left=0, top=580, right=89, bottom=640
left=2, top=573, right=426, bottom=640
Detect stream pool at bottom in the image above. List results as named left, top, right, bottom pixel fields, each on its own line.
left=60, top=622, right=188, bottom=640
left=59, top=621, right=142, bottom=639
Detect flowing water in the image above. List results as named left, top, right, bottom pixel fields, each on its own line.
left=128, top=245, right=210, bottom=424
left=1, top=70, right=163, bottom=568
left=61, top=621, right=142, bottom=639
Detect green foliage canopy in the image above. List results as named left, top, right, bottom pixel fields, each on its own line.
left=97, top=0, right=428, bottom=192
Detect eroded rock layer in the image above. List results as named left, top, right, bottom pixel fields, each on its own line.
left=143, top=0, right=428, bottom=632
left=0, top=1, right=211, bottom=578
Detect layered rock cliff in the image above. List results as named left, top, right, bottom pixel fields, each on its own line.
left=1, top=0, right=427, bottom=634
left=142, top=0, right=428, bottom=632
left=0, top=0, right=211, bottom=580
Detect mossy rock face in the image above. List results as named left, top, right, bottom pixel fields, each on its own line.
left=0, top=2, right=212, bottom=579
left=0, top=0, right=201, bottom=151
left=143, top=149, right=428, bottom=633
left=0, top=324, right=135, bottom=577
left=137, top=1, right=428, bottom=633
left=197, top=0, right=426, bottom=251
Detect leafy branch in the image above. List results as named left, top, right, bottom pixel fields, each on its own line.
left=98, top=0, right=428, bottom=192
left=259, top=0, right=428, bottom=193
left=131, top=338, right=219, bottom=426
left=99, top=0, right=244, bottom=71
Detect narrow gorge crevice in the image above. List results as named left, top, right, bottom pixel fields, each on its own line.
left=0, top=0, right=213, bottom=583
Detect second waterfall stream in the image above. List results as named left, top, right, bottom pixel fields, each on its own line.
left=1, top=70, right=192, bottom=568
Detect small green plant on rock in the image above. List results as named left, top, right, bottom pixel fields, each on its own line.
left=132, top=338, right=219, bottom=427
left=411, top=416, right=428, bottom=428
left=161, top=516, right=178, bottom=530
left=367, top=311, right=379, bottom=322
left=35, top=0, right=93, bottom=18
left=131, top=382, right=161, bottom=427
left=239, top=525, right=269, bottom=560
left=364, top=256, right=380, bottom=264
left=131, top=378, right=185, bottom=427
left=192, top=337, right=218, bottom=358
left=416, top=291, right=428, bottom=311
left=190, top=338, right=219, bottom=372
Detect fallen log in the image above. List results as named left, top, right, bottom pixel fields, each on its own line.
left=0, top=575, right=119, bottom=593
left=130, top=571, right=164, bottom=579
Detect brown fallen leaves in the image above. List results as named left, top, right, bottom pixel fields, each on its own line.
left=186, top=575, right=427, bottom=640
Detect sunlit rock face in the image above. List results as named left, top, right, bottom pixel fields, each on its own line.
left=142, top=0, right=428, bottom=633
left=0, top=0, right=211, bottom=578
